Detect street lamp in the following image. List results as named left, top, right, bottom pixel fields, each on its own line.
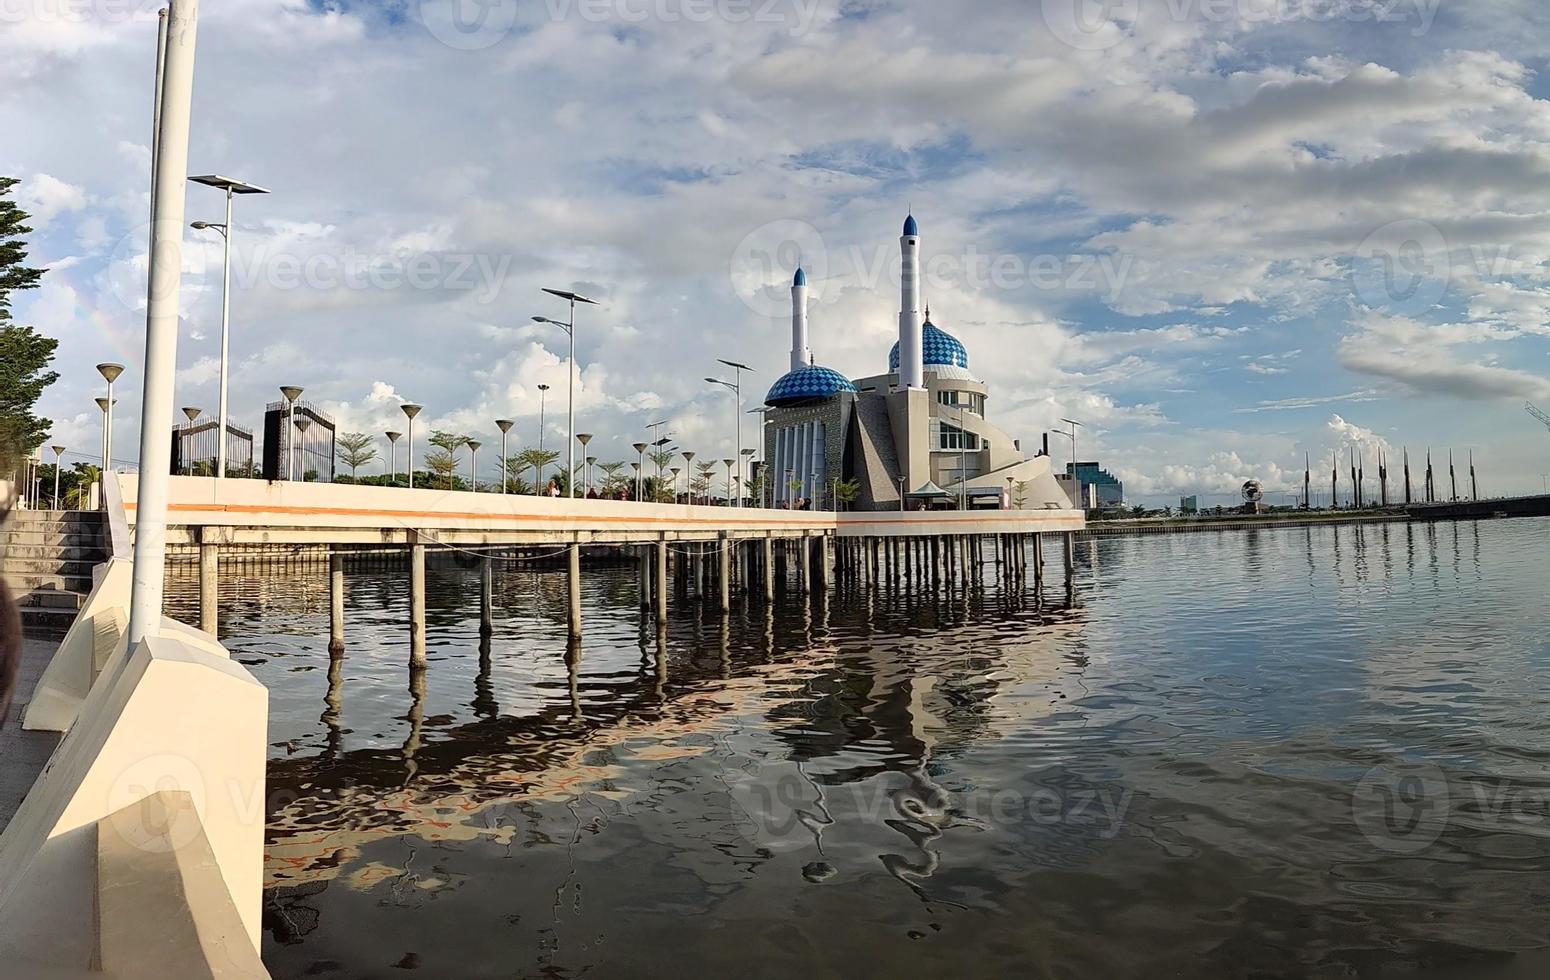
left=401, top=403, right=422, bottom=489
left=495, top=419, right=514, bottom=493
left=722, top=458, right=736, bottom=506
left=190, top=173, right=269, bottom=478
left=385, top=431, right=402, bottom=483
left=576, top=433, right=593, bottom=493
left=467, top=439, right=481, bottom=491
left=680, top=451, right=697, bottom=503
left=536, top=287, right=599, bottom=498
left=181, top=406, right=200, bottom=476
left=535, top=384, right=551, bottom=489
left=294, top=415, right=312, bottom=482
left=633, top=442, right=649, bottom=500
left=97, top=363, right=124, bottom=474
left=710, top=358, right=753, bottom=505
left=670, top=466, right=682, bottom=501
left=1058, top=417, right=1083, bottom=478
left=585, top=455, right=598, bottom=495
left=51, top=445, right=65, bottom=510
left=741, top=448, right=756, bottom=508
left=280, top=385, right=303, bottom=481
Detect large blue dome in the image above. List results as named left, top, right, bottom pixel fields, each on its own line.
left=765, top=365, right=857, bottom=407
left=889, top=319, right=969, bottom=373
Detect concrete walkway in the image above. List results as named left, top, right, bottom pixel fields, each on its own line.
left=0, top=637, right=62, bottom=832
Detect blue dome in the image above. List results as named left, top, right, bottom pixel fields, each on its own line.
left=889, top=318, right=968, bottom=372
left=765, top=365, right=857, bottom=407
left=793, top=267, right=806, bottom=286
left=903, top=214, right=918, bottom=237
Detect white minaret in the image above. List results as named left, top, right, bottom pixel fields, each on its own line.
left=790, top=267, right=812, bottom=371
left=898, top=213, right=924, bottom=389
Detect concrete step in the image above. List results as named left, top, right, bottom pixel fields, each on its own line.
left=11, top=589, right=87, bottom=610
left=3, top=573, right=93, bottom=594
left=5, top=510, right=103, bottom=526
left=3, top=544, right=100, bottom=561
left=3, top=557, right=95, bottom=577
left=20, top=606, right=78, bottom=638
left=0, top=529, right=108, bottom=548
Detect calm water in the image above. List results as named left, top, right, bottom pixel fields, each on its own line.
left=167, top=519, right=1550, bottom=979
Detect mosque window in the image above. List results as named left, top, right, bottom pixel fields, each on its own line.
left=937, top=422, right=981, bottom=452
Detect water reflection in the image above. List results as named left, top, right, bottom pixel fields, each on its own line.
left=159, top=519, right=1550, bottom=978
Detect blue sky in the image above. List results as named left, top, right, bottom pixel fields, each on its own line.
left=6, top=0, right=1550, bottom=504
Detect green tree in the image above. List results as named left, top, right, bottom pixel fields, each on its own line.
left=693, top=462, right=717, bottom=503
left=501, top=455, right=532, bottom=494
left=833, top=477, right=861, bottom=511
left=65, top=463, right=99, bottom=510
left=648, top=449, right=675, bottom=501
left=596, top=461, right=628, bottom=497
left=517, top=447, right=560, bottom=493
left=1012, top=479, right=1030, bottom=510
left=336, top=431, right=378, bottom=479
left=0, top=177, right=54, bottom=472
left=427, top=431, right=468, bottom=489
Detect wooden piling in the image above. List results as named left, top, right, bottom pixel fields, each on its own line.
left=479, top=555, right=493, bottom=636
left=656, top=539, right=669, bottom=622
left=718, top=535, right=732, bottom=614
left=763, top=536, right=775, bottom=603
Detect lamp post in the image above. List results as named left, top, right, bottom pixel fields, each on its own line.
left=279, top=385, right=303, bottom=480
left=535, top=384, right=550, bottom=490
left=670, top=466, right=682, bottom=501
left=96, top=363, right=124, bottom=474
left=1058, top=417, right=1083, bottom=478
left=577, top=433, right=594, bottom=494
left=51, top=445, right=65, bottom=510
left=535, top=288, right=598, bottom=498
left=190, top=173, right=268, bottom=478
left=709, top=359, right=752, bottom=505
left=585, top=455, right=598, bottom=495
left=401, top=403, right=422, bottom=489
left=747, top=406, right=768, bottom=504
left=94, top=397, right=113, bottom=476
left=633, top=442, right=649, bottom=500
left=181, top=406, right=200, bottom=475
left=741, top=448, right=756, bottom=508
left=385, top=431, right=401, bottom=483
left=294, top=415, right=312, bottom=482
left=467, top=439, right=481, bottom=491
left=495, top=420, right=514, bottom=493
left=681, top=451, right=697, bottom=504
left=723, top=458, right=736, bottom=506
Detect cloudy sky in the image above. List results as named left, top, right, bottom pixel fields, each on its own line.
left=7, top=0, right=1550, bottom=504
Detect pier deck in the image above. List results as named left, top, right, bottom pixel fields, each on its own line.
left=0, top=638, right=62, bottom=833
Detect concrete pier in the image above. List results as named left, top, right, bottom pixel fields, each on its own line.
left=329, top=550, right=345, bottom=653
left=199, top=541, right=218, bottom=635
left=479, top=555, right=493, bottom=637
left=655, top=539, right=669, bottom=621
left=409, top=538, right=426, bottom=669
left=718, top=535, right=732, bottom=614
left=568, top=543, right=582, bottom=640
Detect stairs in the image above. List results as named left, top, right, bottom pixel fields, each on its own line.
left=3, top=510, right=109, bottom=638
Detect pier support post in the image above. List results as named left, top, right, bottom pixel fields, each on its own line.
left=1063, top=532, right=1076, bottom=585
left=1032, top=534, right=1044, bottom=586
left=799, top=535, right=811, bottom=594
left=198, top=540, right=219, bottom=636
left=329, top=549, right=346, bottom=653
left=763, top=536, right=775, bottom=603
left=479, top=555, right=493, bottom=636
left=816, top=535, right=831, bottom=593
left=718, top=534, right=732, bottom=614
left=568, top=542, right=583, bottom=640
left=656, top=539, right=669, bottom=622
left=409, top=536, right=426, bottom=669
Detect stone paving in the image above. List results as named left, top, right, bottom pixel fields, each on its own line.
left=0, top=637, right=62, bottom=832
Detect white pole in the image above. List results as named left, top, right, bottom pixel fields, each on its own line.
left=287, top=400, right=295, bottom=480
left=128, top=0, right=201, bottom=646
left=734, top=369, right=743, bottom=506
left=567, top=297, right=576, bottom=498
left=407, top=417, right=415, bottom=489
left=216, top=186, right=232, bottom=477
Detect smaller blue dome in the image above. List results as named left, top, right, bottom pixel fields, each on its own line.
left=765, top=365, right=857, bottom=407
left=903, top=214, right=918, bottom=237
left=793, top=267, right=806, bottom=287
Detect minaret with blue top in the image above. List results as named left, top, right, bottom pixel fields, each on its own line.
left=898, top=213, right=924, bottom=390
left=790, top=267, right=812, bottom=371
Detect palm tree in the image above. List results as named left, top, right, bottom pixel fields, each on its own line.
left=516, top=447, right=561, bottom=493
left=596, top=461, right=629, bottom=497
left=833, top=477, right=861, bottom=511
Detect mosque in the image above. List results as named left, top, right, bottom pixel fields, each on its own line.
left=763, top=214, right=1074, bottom=511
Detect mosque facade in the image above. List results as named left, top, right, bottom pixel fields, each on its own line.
left=762, top=215, right=1074, bottom=511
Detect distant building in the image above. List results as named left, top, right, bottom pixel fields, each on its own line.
left=1179, top=494, right=1199, bottom=514
left=760, top=214, right=1073, bottom=512
left=1066, top=461, right=1123, bottom=509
